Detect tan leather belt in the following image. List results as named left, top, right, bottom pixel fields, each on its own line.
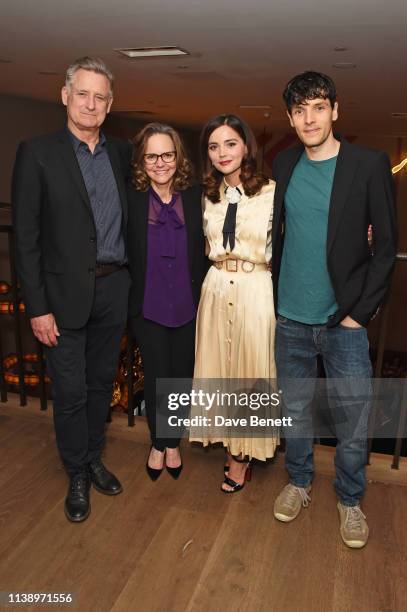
left=213, top=259, right=268, bottom=273
left=95, top=263, right=127, bottom=278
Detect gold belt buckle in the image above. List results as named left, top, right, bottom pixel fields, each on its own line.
left=226, top=259, right=238, bottom=272
left=242, top=261, right=255, bottom=273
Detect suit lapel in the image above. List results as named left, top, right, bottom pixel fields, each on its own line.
left=131, top=189, right=149, bottom=271
left=56, top=130, right=94, bottom=221
left=327, top=138, right=359, bottom=254
left=181, top=187, right=195, bottom=273
left=272, top=145, right=303, bottom=242
left=106, top=139, right=129, bottom=226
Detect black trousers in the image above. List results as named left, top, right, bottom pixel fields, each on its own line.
left=131, top=315, right=196, bottom=450
left=45, top=269, right=130, bottom=475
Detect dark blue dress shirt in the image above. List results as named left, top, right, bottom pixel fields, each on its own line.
left=68, top=128, right=126, bottom=264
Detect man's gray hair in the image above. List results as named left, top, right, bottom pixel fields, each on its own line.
left=65, top=56, right=114, bottom=97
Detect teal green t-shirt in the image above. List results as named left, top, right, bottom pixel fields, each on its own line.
left=278, top=152, right=338, bottom=324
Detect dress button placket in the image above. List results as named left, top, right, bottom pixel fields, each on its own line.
left=227, top=274, right=235, bottom=367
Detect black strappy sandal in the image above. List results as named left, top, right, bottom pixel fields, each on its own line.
left=221, top=455, right=252, bottom=494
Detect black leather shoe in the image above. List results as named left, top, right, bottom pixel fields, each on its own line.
left=64, top=472, right=91, bottom=522
left=166, top=464, right=183, bottom=479
left=145, top=446, right=164, bottom=481
left=165, top=447, right=183, bottom=479
left=88, top=459, right=123, bottom=495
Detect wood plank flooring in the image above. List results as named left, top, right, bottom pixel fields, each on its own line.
left=0, top=398, right=406, bottom=612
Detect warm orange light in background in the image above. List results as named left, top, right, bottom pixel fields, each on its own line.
left=392, top=157, right=407, bottom=174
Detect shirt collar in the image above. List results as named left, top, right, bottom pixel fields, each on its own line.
left=223, top=178, right=243, bottom=201
left=66, top=126, right=106, bottom=153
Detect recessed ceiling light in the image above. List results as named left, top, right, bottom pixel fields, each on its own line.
left=115, top=46, right=189, bottom=58
left=239, top=105, right=271, bottom=109
left=332, top=62, right=356, bottom=69
left=334, top=46, right=348, bottom=52
left=391, top=112, right=407, bottom=118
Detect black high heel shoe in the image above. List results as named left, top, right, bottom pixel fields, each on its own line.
left=145, top=446, right=164, bottom=481
left=221, top=455, right=252, bottom=494
left=165, top=448, right=183, bottom=480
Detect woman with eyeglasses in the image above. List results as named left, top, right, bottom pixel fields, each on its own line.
left=127, top=123, right=206, bottom=480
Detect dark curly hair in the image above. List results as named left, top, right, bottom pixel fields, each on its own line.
left=132, top=123, right=193, bottom=191
left=200, top=114, right=268, bottom=203
left=283, top=71, right=337, bottom=113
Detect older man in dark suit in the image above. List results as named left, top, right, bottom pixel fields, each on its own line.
left=12, top=57, right=132, bottom=522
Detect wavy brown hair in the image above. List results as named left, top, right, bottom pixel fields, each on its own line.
left=200, top=114, right=268, bottom=203
left=132, top=123, right=193, bottom=191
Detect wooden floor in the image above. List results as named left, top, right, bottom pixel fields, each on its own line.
left=0, top=397, right=406, bottom=612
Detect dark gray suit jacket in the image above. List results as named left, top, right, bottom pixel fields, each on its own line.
left=12, top=129, right=132, bottom=328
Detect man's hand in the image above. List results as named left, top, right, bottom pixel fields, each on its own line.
left=340, top=315, right=362, bottom=329
left=30, top=313, right=60, bottom=347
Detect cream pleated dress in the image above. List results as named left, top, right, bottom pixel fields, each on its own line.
left=190, top=179, right=279, bottom=460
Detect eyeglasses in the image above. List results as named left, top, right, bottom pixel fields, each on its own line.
left=143, top=151, right=176, bottom=165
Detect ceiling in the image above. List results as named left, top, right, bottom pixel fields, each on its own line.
left=0, top=0, right=406, bottom=135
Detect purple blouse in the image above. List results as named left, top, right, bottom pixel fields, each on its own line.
left=142, top=188, right=196, bottom=327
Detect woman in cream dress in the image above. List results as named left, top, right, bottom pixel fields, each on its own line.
left=191, top=114, right=278, bottom=492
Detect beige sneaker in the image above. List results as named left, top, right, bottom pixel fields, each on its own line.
left=337, top=502, right=369, bottom=548
left=274, top=483, right=311, bottom=522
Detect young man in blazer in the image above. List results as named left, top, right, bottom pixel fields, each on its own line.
left=12, top=57, right=132, bottom=522
left=271, top=71, right=397, bottom=548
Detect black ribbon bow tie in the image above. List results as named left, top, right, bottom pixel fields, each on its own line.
left=222, top=186, right=242, bottom=251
